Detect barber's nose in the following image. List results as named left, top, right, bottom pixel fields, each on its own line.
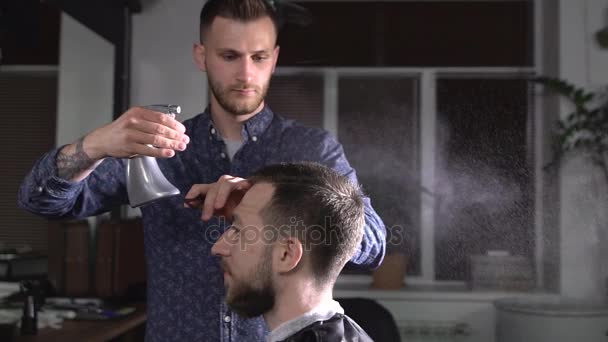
left=236, top=59, right=253, bottom=83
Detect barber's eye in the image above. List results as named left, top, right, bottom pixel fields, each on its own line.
left=252, top=55, right=268, bottom=62
left=223, top=54, right=237, bottom=61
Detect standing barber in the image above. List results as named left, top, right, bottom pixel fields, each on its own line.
left=18, top=1, right=386, bottom=341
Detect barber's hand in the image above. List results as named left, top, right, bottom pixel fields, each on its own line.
left=184, top=175, right=252, bottom=221
left=83, top=106, right=190, bottom=160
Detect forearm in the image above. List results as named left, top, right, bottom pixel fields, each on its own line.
left=18, top=148, right=127, bottom=218
left=18, top=147, right=86, bottom=218
left=56, top=136, right=104, bottom=182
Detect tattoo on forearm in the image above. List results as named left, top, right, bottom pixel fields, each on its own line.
left=56, top=137, right=96, bottom=180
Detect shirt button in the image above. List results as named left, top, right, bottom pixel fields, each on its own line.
left=211, top=128, right=216, bottom=135
left=220, top=152, right=226, bottom=159
left=251, top=136, right=258, bottom=142
left=37, top=186, right=43, bottom=193
left=224, top=315, right=231, bottom=323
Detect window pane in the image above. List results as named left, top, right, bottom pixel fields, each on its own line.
left=278, top=1, right=532, bottom=66
left=338, top=76, right=420, bottom=275
left=266, top=74, right=324, bottom=128
left=434, top=78, right=534, bottom=281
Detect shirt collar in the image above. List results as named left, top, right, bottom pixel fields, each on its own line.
left=203, top=104, right=275, bottom=142
left=266, top=299, right=344, bottom=342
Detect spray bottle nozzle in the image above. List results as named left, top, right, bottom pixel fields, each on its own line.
left=143, top=104, right=181, bottom=115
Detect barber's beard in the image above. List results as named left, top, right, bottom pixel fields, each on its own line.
left=224, top=253, right=276, bottom=318
left=208, top=75, right=269, bottom=116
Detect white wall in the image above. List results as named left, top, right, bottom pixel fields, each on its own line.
left=56, top=13, right=114, bottom=147
left=131, top=0, right=208, bottom=122
left=558, top=0, right=608, bottom=300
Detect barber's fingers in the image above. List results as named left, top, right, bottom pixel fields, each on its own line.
left=184, top=182, right=224, bottom=221
left=125, top=109, right=189, bottom=151
left=214, top=176, right=251, bottom=210
left=136, top=107, right=187, bottom=133
left=129, top=142, right=176, bottom=158
left=183, top=184, right=216, bottom=220
left=201, top=184, right=221, bottom=221
left=183, top=184, right=209, bottom=207
left=183, top=176, right=252, bottom=221
left=133, top=120, right=190, bottom=144
left=125, top=130, right=187, bottom=152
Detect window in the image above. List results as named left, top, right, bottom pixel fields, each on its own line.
left=267, top=0, right=537, bottom=284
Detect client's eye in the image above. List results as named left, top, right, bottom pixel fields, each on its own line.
left=229, top=225, right=241, bottom=235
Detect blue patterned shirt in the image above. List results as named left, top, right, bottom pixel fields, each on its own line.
left=18, top=105, right=386, bottom=342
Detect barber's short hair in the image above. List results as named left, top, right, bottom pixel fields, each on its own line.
left=199, top=0, right=279, bottom=43
left=250, top=162, right=365, bottom=287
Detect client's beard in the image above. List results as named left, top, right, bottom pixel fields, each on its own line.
left=224, top=252, right=276, bottom=318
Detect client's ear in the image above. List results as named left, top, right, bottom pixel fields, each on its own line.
left=274, top=236, right=303, bottom=273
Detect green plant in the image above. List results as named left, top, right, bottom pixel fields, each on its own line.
left=533, top=77, right=608, bottom=183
